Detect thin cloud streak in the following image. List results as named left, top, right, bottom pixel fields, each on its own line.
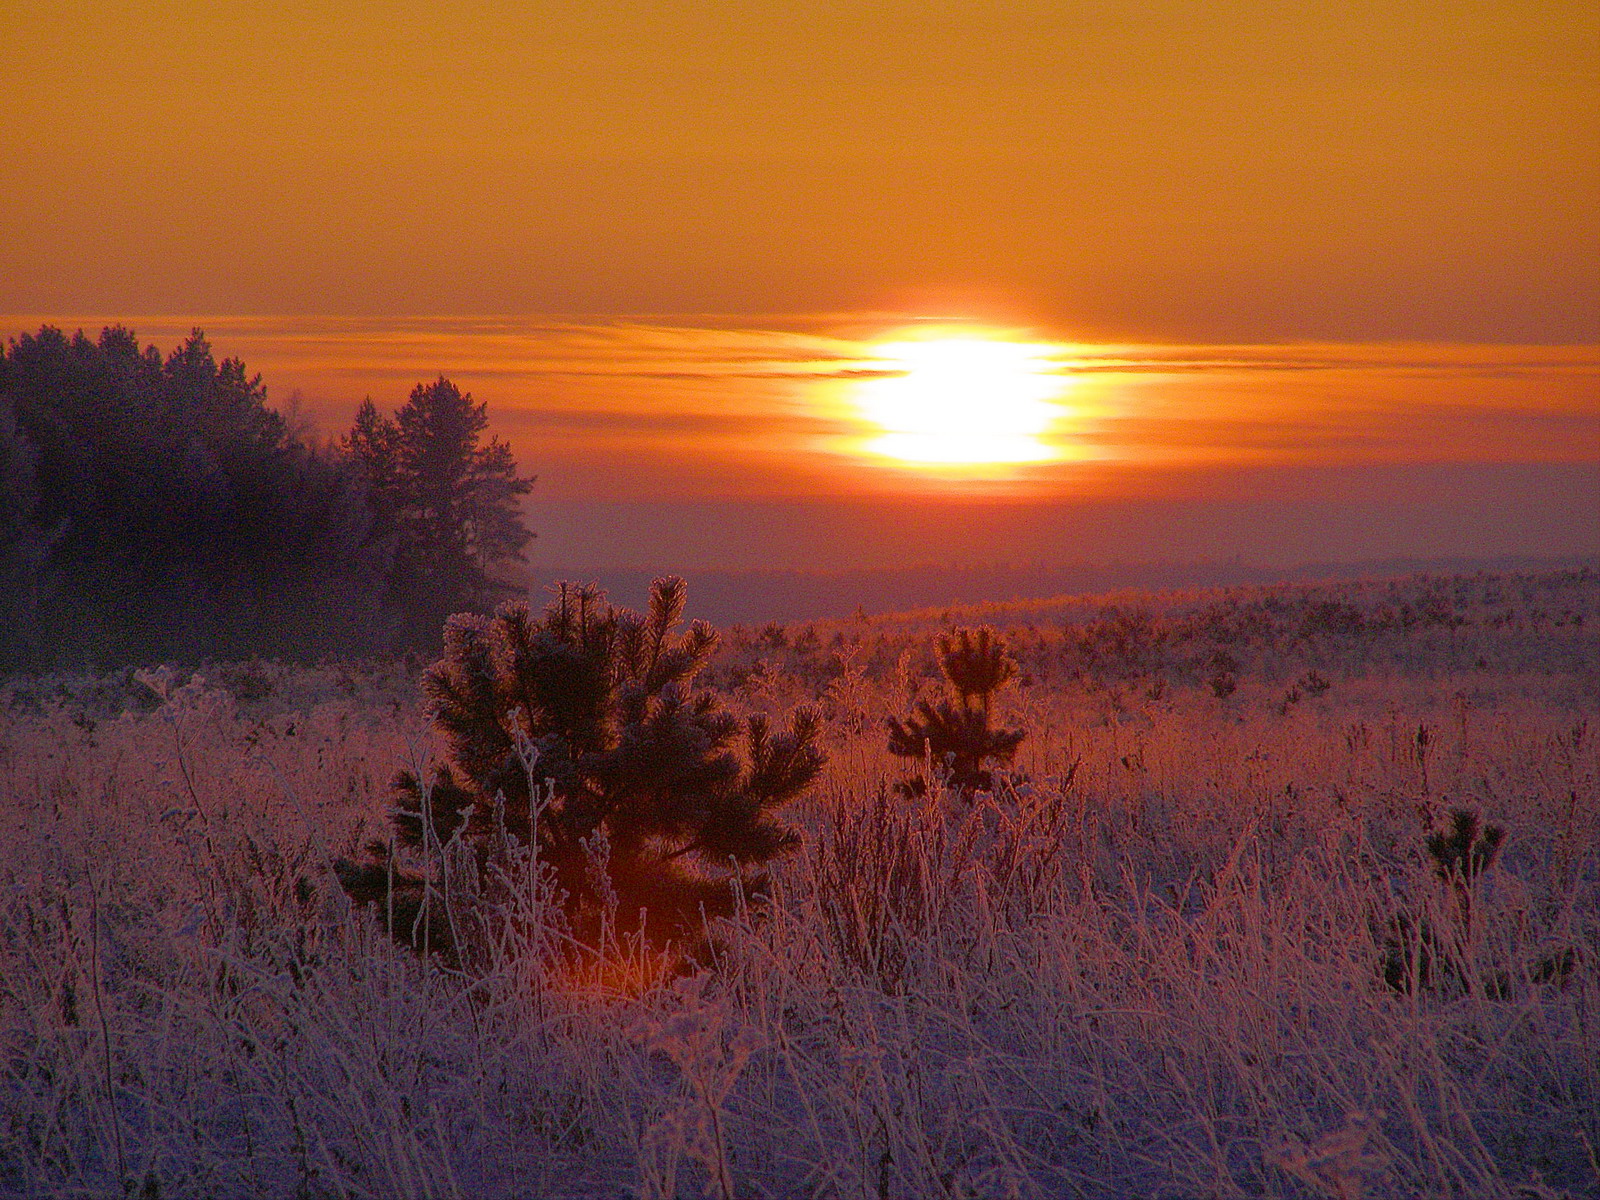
left=5, top=315, right=1596, bottom=503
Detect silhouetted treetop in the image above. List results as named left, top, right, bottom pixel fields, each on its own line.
left=343, top=377, right=535, bottom=649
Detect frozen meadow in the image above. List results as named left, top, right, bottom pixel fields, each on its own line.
left=1, top=568, right=1596, bottom=1199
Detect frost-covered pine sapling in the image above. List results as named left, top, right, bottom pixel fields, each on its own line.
left=1426, top=807, right=1505, bottom=890
left=887, top=625, right=1025, bottom=796
left=1382, top=807, right=1507, bottom=995
left=336, top=577, right=825, bottom=970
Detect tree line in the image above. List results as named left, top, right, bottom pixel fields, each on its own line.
left=0, top=325, right=533, bottom=672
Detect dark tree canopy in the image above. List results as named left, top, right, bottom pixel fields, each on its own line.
left=0, top=399, right=61, bottom=668
left=344, top=377, right=535, bottom=649
left=0, top=326, right=390, bottom=670
left=0, top=328, right=539, bottom=671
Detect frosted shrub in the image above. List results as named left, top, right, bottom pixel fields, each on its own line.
left=335, top=578, right=825, bottom=971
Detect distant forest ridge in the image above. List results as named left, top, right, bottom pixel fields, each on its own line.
left=530, top=555, right=1600, bottom=627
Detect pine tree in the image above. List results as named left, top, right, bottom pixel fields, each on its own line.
left=1382, top=808, right=1509, bottom=995
left=887, top=626, right=1025, bottom=795
left=343, top=378, right=535, bottom=648
left=344, top=398, right=401, bottom=512
left=336, top=577, right=825, bottom=969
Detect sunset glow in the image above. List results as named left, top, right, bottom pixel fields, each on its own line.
left=1, top=0, right=1593, bottom=571
left=854, top=334, right=1070, bottom=466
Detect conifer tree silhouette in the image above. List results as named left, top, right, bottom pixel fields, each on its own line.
left=342, top=378, right=535, bottom=650
left=887, top=626, right=1025, bottom=795
left=0, top=325, right=389, bottom=666
left=336, top=577, right=824, bottom=968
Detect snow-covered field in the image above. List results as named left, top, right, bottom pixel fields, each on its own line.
left=3, top=569, right=1596, bottom=1198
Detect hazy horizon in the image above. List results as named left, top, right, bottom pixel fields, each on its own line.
left=523, top=553, right=1599, bottom=627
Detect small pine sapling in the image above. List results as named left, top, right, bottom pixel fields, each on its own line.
left=1415, top=806, right=1575, bottom=992
left=336, top=577, right=824, bottom=970
left=1425, top=807, right=1505, bottom=887
left=887, top=626, right=1025, bottom=796
left=1382, top=807, right=1511, bottom=995
left=1298, top=670, right=1332, bottom=697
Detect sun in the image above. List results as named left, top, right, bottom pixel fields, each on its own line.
left=853, top=332, right=1068, bottom=466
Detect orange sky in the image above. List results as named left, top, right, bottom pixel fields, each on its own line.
left=4, top=4, right=1597, bottom=570
left=4, top=2, right=1596, bottom=341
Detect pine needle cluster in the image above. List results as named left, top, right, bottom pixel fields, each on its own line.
left=336, top=577, right=824, bottom=968
left=1425, top=808, right=1505, bottom=885
left=887, top=626, right=1025, bottom=795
